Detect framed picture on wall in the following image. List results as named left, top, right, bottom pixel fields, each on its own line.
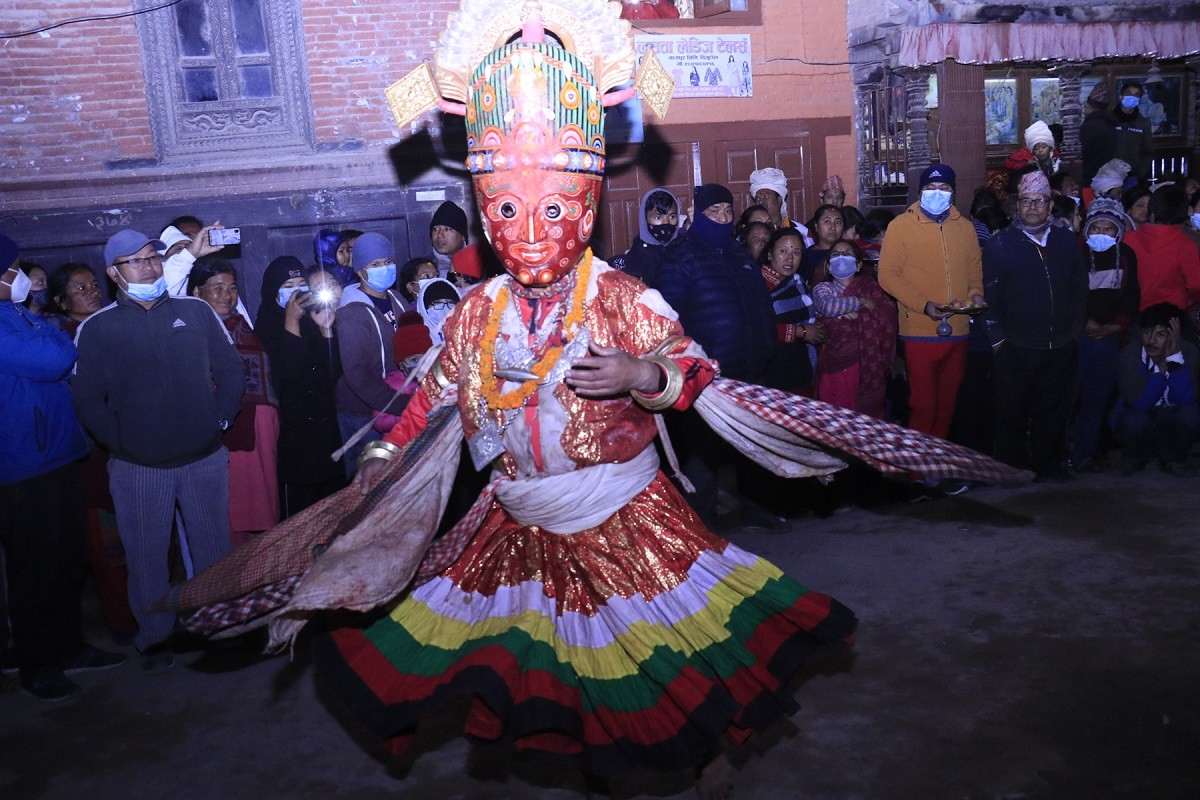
left=1030, top=77, right=1062, bottom=125
left=984, top=78, right=1018, bottom=145
left=1117, top=74, right=1184, bottom=137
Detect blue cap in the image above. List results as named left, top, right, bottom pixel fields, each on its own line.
left=351, top=232, right=395, bottom=271
left=919, top=163, right=956, bottom=190
left=104, top=229, right=165, bottom=266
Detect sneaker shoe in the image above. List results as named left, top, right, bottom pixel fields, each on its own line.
left=941, top=479, right=971, bottom=496
left=21, top=669, right=82, bottom=702
left=141, top=652, right=175, bottom=674
left=61, top=645, right=128, bottom=675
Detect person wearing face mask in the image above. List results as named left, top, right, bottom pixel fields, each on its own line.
left=812, top=242, right=897, bottom=417
left=611, top=189, right=681, bottom=285
left=1, top=234, right=129, bottom=701
left=18, top=262, right=49, bottom=317
left=878, top=163, right=985, bottom=439
left=1069, top=198, right=1141, bottom=473
left=1113, top=82, right=1154, bottom=182
left=981, top=171, right=1089, bottom=482
left=72, top=229, right=244, bottom=672
left=415, top=277, right=461, bottom=345
left=334, top=232, right=410, bottom=475
left=254, top=259, right=347, bottom=518
left=655, top=183, right=780, bottom=528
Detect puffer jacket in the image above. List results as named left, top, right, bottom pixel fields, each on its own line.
left=1, top=303, right=88, bottom=484
left=652, top=231, right=775, bottom=382
left=878, top=202, right=984, bottom=340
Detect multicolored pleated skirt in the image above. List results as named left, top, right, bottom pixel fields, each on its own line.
left=313, top=473, right=857, bottom=776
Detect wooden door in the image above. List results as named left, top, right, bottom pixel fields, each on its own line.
left=598, top=117, right=850, bottom=258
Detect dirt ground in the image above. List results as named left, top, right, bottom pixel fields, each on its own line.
left=2, top=466, right=1198, bottom=800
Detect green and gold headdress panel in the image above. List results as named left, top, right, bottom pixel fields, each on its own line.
left=466, top=41, right=604, bottom=177
left=383, top=0, right=676, bottom=163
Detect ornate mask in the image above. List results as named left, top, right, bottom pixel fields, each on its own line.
left=465, top=42, right=605, bottom=286
left=383, top=1, right=675, bottom=287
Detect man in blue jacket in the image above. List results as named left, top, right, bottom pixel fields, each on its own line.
left=982, top=171, right=1089, bottom=481
left=0, top=234, right=126, bottom=700
left=653, top=184, right=780, bottom=528
left=73, top=230, right=244, bottom=672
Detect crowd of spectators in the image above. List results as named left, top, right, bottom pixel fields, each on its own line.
left=3, top=78, right=1200, bottom=700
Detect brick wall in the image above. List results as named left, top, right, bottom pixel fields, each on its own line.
left=0, top=3, right=152, bottom=177
left=1, top=0, right=855, bottom=200
left=301, top=0, right=457, bottom=147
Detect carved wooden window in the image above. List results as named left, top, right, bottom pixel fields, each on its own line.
left=136, top=0, right=312, bottom=160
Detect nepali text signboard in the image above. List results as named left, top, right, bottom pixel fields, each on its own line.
left=634, top=34, right=754, bottom=99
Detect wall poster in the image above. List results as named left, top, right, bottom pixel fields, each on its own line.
left=633, top=34, right=753, bottom=99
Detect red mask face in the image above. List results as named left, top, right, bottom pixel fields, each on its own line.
left=475, top=167, right=598, bottom=287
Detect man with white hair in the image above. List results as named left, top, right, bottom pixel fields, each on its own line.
left=749, top=167, right=813, bottom=247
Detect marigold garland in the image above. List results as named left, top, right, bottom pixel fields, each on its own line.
left=479, top=250, right=593, bottom=411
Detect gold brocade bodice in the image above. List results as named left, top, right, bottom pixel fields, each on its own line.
left=420, top=266, right=692, bottom=478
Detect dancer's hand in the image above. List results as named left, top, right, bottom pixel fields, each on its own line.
left=354, top=457, right=387, bottom=495
left=567, top=342, right=661, bottom=397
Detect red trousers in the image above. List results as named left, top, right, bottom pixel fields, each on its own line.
left=904, top=339, right=968, bottom=439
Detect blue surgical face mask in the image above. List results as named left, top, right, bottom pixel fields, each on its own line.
left=277, top=285, right=308, bottom=308
left=828, top=254, right=858, bottom=280
left=920, top=189, right=953, bottom=216
left=1086, top=234, right=1118, bottom=252
left=122, top=275, right=166, bottom=302
left=364, top=263, right=397, bottom=292
left=1191, top=213, right=1200, bottom=230
left=1120, top=95, right=1141, bottom=110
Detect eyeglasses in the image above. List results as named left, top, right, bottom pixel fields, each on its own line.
left=1018, top=198, right=1050, bottom=208
left=114, top=254, right=163, bottom=268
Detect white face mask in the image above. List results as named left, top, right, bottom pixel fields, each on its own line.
left=920, top=189, right=953, bottom=216
left=4, top=267, right=31, bottom=304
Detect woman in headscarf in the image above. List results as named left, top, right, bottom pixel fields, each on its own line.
left=255, top=257, right=347, bottom=518
left=190, top=256, right=279, bottom=547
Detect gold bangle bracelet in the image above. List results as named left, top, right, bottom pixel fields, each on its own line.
left=631, top=354, right=684, bottom=412
left=358, top=440, right=403, bottom=466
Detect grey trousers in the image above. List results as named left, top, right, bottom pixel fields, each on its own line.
left=108, top=448, right=232, bottom=652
